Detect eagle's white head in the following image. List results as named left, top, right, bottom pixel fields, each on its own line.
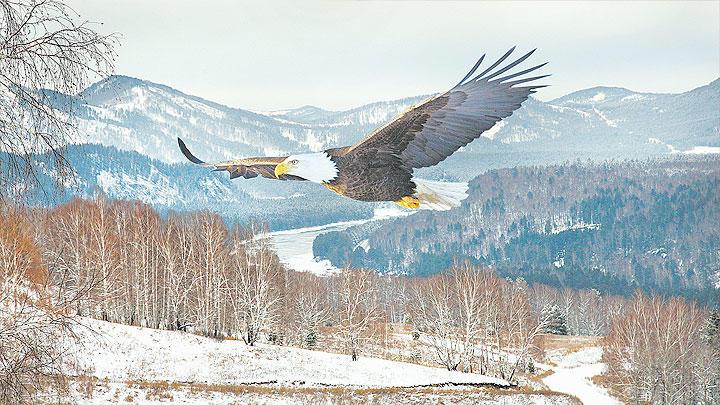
left=274, top=153, right=338, bottom=183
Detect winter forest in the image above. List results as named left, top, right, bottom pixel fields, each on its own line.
left=4, top=197, right=720, bottom=403
left=2, top=0, right=720, bottom=404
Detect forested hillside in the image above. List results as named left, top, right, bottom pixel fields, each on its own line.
left=2, top=144, right=374, bottom=230
left=314, top=156, right=720, bottom=301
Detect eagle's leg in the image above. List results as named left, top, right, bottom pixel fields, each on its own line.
left=395, top=196, right=420, bottom=209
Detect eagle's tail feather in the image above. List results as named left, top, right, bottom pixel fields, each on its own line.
left=413, top=178, right=469, bottom=211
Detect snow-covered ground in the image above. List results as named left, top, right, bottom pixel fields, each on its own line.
left=54, top=318, right=586, bottom=404
left=543, top=346, right=620, bottom=405
left=67, top=318, right=507, bottom=388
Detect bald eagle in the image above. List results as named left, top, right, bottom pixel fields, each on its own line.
left=179, top=47, right=548, bottom=210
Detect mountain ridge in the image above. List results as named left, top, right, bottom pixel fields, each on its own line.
left=19, top=74, right=718, bottom=229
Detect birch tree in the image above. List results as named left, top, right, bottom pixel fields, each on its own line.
left=230, top=228, right=283, bottom=345
left=335, top=267, right=381, bottom=361
left=0, top=0, right=116, bottom=200
left=604, top=292, right=715, bottom=404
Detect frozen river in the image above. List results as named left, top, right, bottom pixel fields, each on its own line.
left=262, top=206, right=412, bottom=275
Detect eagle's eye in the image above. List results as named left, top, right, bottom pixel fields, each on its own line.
left=291, top=159, right=299, bottom=165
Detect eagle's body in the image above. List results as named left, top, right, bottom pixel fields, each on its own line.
left=179, top=48, right=548, bottom=210
left=325, top=149, right=415, bottom=202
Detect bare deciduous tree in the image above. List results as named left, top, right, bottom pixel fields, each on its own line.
left=230, top=228, right=283, bottom=346
left=285, top=271, right=330, bottom=349
left=0, top=0, right=116, bottom=199
left=412, top=271, right=463, bottom=371
left=0, top=209, right=77, bottom=403
left=604, top=292, right=717, bottom=404
left=335, top=267, right=382, bottom=361
left=412, top=264, right=542, bottom=381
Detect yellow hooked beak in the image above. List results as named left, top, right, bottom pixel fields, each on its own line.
left=274, top=161, right=290, bottom=178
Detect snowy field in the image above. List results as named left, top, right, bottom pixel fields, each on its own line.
left=543, top=345, right=620, bottom=405
left=67, top=318, right=507, bottom=388
left=54, top=318, right=582, bottom=404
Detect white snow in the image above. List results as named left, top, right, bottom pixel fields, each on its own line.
left=481, top=121, right=505, bottom=140
left=676, top=146, right=720, bottom=155
left=96, top=168, right=180, bottom=206
left=620, top=94, right=646, bottom=102
left=592, top=107, right=617, bottom=128
left=591, top=92, right=606, bottom=102
left=550, top=222, right=601, bottom=234
left=357, top=239, right=370, bottom=252
left=543, top=346, right=620, bottom=405
left=67, top=317, right=508, bottom=389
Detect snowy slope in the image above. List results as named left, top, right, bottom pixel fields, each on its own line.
left=67, top=317, right=508, bottom=388
left=19, top=144, right=375, bottom=230
left=67, top=75, right=426, bottom=164
left=60, top=75, right=719, bottom=168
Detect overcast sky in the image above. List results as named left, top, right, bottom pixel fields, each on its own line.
left=67, top=0, right=719, bottom=111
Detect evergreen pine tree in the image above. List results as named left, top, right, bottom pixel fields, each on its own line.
left=541, top=305, right=569, bottom=335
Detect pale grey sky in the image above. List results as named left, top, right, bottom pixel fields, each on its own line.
left=67, top=0, right=719, bottom=111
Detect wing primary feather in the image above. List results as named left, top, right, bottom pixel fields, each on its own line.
left=493, top=62, right=549, bottom=83
left=469, top=46, right=516, bottom=82
left=482, top=49, right=536, bottom=82
left=177, top=138, right=206, bottom=165
left=453, top=55, right=485, bottom=88
left=501, top=74, right=551, bottom=87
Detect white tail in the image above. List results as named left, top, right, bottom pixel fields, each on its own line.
left=413, top=178, right=469, bottom=211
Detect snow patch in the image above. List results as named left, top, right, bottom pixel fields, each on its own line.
left=593, top=107, right=617, bottom=127
left=620, top=94, right=646, bottom=102
left=481, top=121, right=505, bottom=140
left=357, top=239, right=370, bottom=252
left=591, top=92, right=606, bottom=102
left=550, top=222, right=601, bottom=234
left=674, top=146, right=720, bottom=155
left=95, top=169, right=180, bottom=206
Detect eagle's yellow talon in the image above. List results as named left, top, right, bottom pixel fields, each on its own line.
left=395, top=196, right=420, bottom=209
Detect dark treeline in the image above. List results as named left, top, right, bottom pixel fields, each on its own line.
left=315, top=157, right=720, bottom=303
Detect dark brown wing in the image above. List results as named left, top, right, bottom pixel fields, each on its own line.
left=344, top=47, right=549, bottom=170
left=177, top=138, right=305, bottom=181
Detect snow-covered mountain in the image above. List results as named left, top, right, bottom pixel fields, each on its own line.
left=64, top=75, right=719, bottom=170
left=18, top=144, right=374, bottom=230
left=68, top=75, right=426, bottom=164
left=459, top=80, right=720, bottom=153
left=29, top=75, right=719, bottom=228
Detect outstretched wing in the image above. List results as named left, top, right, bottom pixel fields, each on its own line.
left=345, top=47, right=549, bottom=170
left=177, top=138, right=305, bottom=181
